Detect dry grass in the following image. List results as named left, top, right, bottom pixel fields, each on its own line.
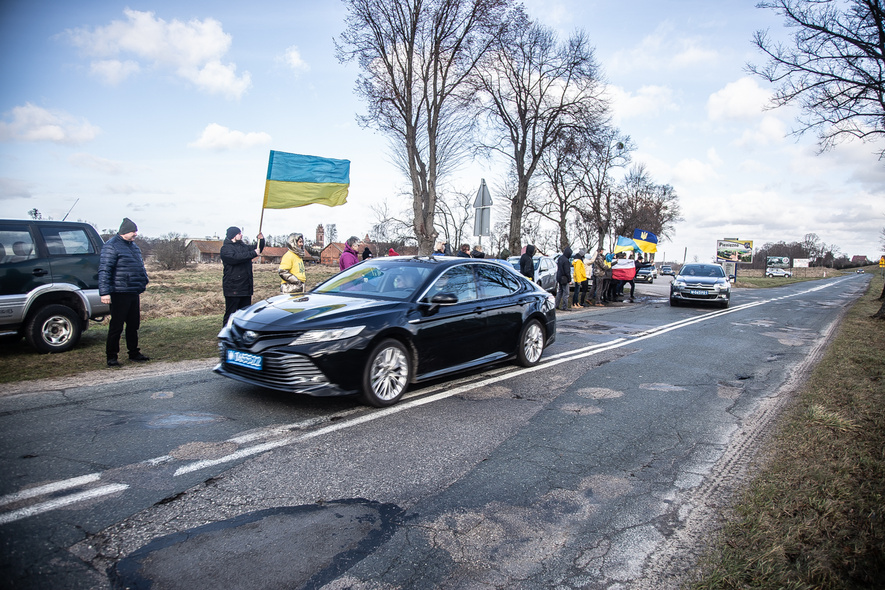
left=691, top=273, right=885, bottom=589
left=140, top=262, right=339, bottom=320
left=0, top=262, right=340, bottom=383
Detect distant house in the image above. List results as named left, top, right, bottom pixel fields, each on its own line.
left=186, top=240, right=223, bottom=263
left=320, top=242, right=345, bottom=266
left=258, top=246, right=288, bottom=265
left=851, top=255, right=869, bottom=265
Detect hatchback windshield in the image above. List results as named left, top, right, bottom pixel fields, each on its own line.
left=314, top=262, right=432, bottom=300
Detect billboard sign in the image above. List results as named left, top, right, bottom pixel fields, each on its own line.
left=716, top=240, right=753, bottom=263
left=766, top=256, right=790, bottom=268
left=794, top=258, right=810, bottom=268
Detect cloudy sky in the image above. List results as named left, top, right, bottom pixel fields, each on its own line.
left=1, top=0, right=883, bottom=262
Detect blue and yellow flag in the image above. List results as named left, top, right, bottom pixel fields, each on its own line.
left=263, top=151, right=350, bottom=209
left=614, top=236, right=640, bottom=253
left=632, top=229, right=658, bottom=253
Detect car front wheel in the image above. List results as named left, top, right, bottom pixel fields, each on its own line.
left=516, top=319, right=545, bottom=367
left=361, top=338, right=411, bottom=407
left=26, top=304, right=82, bottom=353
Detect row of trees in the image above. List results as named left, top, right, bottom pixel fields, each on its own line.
left=338, top=0, right=679, bottom=256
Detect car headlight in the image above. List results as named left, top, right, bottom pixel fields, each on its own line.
left=291, top=325, right=366, bottom=345
left=673, top=278, right=686, bottom=287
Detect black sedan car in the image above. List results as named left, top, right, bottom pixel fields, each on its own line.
left=215, top=256, right=557, bottom=407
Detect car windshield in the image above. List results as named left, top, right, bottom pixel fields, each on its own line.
left=680, top=265, right=725, bottom=278
left=508, top=256, right=541, bottom=270
left=314, top=261, right=432, bottom=300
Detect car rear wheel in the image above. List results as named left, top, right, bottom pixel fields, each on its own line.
left=361, top=338, right=411, bottom=407
left=26, top=304, right=82, bottom=353
left=516, top=319, right=545, bottom=367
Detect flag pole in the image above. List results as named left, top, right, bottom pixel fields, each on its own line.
left=259, top=206, right=266, bottom=235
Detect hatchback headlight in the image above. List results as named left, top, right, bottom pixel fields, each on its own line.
left=673, top=278, right=686, bottom=287
left=291, top=326, right=366, bottom=345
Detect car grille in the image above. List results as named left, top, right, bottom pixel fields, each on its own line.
left=679, top=283, right=721, bottom=299
left=220, top=348, right=330, bottom=391
left=228, top=323, right=302, bottom=347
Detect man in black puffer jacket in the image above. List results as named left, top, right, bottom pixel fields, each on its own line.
left=220, top=226, right=265, bottom=326
left=99, top=218, right=150, bottom=367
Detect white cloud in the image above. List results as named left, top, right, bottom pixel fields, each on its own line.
left=90, top=59, right=140, bottom=85
left=734, top=115, right=788, bottom=147
left=67, top=9, right=251, bottom=99
left=0, top=103, right=100, bottom=144
left=707, top=77, right=770, bottom=121
left=671, top=158, right=719, bottom=185
left=69, top=153, right=127, bottom=175
left=610, top=22, right=719, bottom=72
left=0, top=177, right=33, bottom=200
left=282, top=46, right=310, bottom=75
left=608, top=84, right=676, bottom=120
left=188, top=123, right=272, bottom=150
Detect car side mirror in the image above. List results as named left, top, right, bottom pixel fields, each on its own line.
left=420, top=292, right=458, bottom=314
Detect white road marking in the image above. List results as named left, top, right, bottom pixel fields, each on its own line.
left=0, top=473, right=101, bottom=507
left=0, top=484, right=129, bottom=525
left=1, top=276, right=857, bottom=521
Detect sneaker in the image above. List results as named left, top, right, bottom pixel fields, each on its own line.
left=107, top=358, right=120, bottom=367
left=129, top=353, right=150, bottom=362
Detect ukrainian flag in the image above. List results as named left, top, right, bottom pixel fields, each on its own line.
left=632, top=229, right=658, bottom=253
left=263, top=151, right=350, bottom=209
left=614, top=236, right=640, bottom=253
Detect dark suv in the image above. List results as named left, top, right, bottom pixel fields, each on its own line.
left=0, top=220, right=109, bottom=352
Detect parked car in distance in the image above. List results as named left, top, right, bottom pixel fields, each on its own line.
left=660, top=265, right=674, bottom=276
left=0, top=219, right=110, bottom=352
left=669, top=263, right=731, bottom=308
left=765, top=267, right=793, bottom=277
left=635, top=266, right=655, bottom=283
left=216, top=256, right=557, bottom=407
left=507, top=255, right=557, bottom=294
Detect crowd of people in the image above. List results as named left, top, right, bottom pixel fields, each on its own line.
left=99, top=219, right=653, bottom=368
left=520, top=242, right=655, bottom=311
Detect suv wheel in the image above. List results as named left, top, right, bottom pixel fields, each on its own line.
left=26, top=304, right=82, bottom=353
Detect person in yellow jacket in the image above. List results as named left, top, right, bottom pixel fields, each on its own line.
left=571, top=250, right=589, bottom=308
left=279, top=232, right=306, bottom=293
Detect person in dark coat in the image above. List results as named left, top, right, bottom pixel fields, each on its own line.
left=362, top=246, right=373, bottom=260
left=519, top=245, right=536, bottom=280
left=554, top=246, right=573, bottom=311
left=220, top=226, right=265, bottom=326
left=457, top=244, right=471, bottom=257
left=470, top=245, right=485, bottom=258
left=99, top=218, right=150, bottom=367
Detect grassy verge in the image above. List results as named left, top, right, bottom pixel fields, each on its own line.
left=690, top=272, right=885, bottom=588
left=0, top=263, right=339, bottom=385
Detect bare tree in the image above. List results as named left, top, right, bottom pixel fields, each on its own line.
left=337, top=0, right=508, bottom=254
left=750, top=0, right=885, bottom=158
left=369, top=200, right=417, bottom=245
left=575, top=127, right=633, bottom=251
left=434, top=188, right=474, bottom=250
left=612, top=164, right=682, bottom=248
left=531, top=133, right=586, bottom=251
left=473, top=8, right=608, bottom=254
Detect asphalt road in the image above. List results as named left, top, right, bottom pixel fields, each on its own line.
left=0, top=274, right=871, bottom=589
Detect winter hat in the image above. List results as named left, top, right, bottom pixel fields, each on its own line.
left=226, top=226, right=241, bottom=240
left=119, top=218, right=137, bottom=235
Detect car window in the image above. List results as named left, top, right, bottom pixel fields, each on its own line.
left=315, top=262, right=431, bottom=299
left=427, top=265, right=477, bottom=302
left=0, top=228, right=36, bottom=264
left=39, top=227, right=95, bottom=255
left=475, top=264, right=520, bottom=299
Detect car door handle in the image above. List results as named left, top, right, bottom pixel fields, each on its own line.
left=32, top=268, right=48, bottom=276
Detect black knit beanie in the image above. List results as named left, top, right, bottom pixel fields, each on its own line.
left=119, top=218, right=137, bottom=234
left=226, top=226, right=241, bottom=240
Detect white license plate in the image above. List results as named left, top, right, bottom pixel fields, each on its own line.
left=226, top=349, right=263, bottom=370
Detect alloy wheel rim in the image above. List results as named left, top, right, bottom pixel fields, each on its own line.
left=370, top=346, right=408, bottom=400
left=523, top=323, right=543, bottom=363
left=42, top=316, right=73, bottom=345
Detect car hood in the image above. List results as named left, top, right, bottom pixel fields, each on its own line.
left=234, top=293, right=403, bottom=331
